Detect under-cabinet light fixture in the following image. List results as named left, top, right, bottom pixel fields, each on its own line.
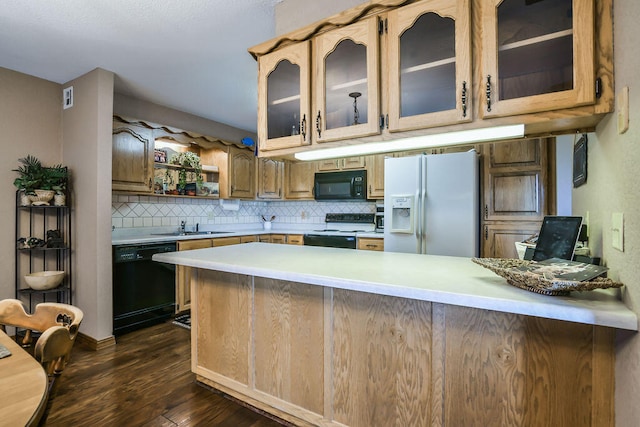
left=155, top=139, right=193, bottom=149
left=293, top=124, right=525, bottom=161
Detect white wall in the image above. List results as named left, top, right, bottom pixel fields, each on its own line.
left=555, top=134, right=574, bottom=216
left=571, top=1, right=640, bottom=425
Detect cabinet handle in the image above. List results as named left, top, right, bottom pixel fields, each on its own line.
left=148, top=178, right=152, bottom=189
left=461, top=81, right=467, bottom=118
left=301, top=114, right=307, bottom=141
left=484, top=204, right=488, bottom=219
left=316, top=110, right=322, bottom=138
left=486, top=75, right=492, bottom=112
left=484, top=225, right=488, bottom=240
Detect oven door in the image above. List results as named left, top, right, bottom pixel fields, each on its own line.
left=304, top=234, right=357, bottom=249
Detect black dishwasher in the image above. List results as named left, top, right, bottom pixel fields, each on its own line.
left=112, top=242, right=176, bottom=336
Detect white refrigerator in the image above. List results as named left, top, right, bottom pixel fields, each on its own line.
left=384, top=151, right=479, bottom=257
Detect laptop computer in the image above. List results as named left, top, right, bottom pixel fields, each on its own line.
left=531, top=216, right=583, bottom=262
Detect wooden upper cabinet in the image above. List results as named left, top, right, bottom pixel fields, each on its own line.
left=317, top=156, right=366, bottom=172
left=256, top=158, right=283, bottom=199
left=387, top=0, right=472, bottom=132
left=284, top=161, right=316, bottom=199
left=483, top=139, right=547, bottom=222
left=258, top=41, right=311, bottom=151
left=228, top=146, right=256, bottom=199
left=249, top=0, right=611, bottom=157
left=314, top=17, right=381, bottom=143
left=365, top=154, right=385, bottom=199
left=479, top=0, right=595, bottom=118
left=112, top=120, right=154, bottom=193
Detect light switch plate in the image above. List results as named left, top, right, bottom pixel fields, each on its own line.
left=612, top=212, right=624, bottom=251
left=617, top=86, right=629, bottom=134
left=63, top=86, right=73, bottom=110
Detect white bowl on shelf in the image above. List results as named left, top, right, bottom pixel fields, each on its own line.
left=24, top=271, right=65, bottom=290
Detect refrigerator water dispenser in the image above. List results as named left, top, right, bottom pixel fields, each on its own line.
left=389, top=195, right=414, bottom=233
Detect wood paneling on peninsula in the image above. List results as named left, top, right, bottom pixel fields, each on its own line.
left=192, top=269, right=615, bottom=427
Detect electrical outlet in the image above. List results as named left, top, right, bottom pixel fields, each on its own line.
left=207, top=211, right=215, bottom=220
left=611, top=212, right=624, bottom=251
left=63, top=86, right=73, bottom=109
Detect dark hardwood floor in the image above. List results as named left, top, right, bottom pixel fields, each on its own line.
left=44, top=321, right=287, bottom=426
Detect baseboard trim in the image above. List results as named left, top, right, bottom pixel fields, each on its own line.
left=76, top=332, right=116, bottom=351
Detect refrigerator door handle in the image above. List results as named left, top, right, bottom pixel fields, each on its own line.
left=420, top=185, right=427, bottom=254
left=415, top=188, right=422, bottom=251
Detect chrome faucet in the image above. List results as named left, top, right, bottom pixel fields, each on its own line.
left=180, top=220, right=186, bottom=233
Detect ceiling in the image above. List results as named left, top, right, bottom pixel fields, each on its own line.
left=0, top=0, right=282, bottom=133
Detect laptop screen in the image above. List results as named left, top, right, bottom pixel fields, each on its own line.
left=532, top=216, right=583, bottom=262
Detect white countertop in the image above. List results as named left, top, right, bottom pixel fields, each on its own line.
left=112, top=227, right=383, bottom=245
left=153, top=242, right=637, bottom=331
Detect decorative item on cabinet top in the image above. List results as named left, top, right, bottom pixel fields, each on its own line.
left=13, top=155, right=69, bottom=206
left=114, top=115, right=253, bottom=152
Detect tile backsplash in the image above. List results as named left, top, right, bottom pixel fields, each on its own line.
left=112, top=194, right=376, bottom=229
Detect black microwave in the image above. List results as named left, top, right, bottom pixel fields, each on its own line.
left=314, top=170, right=367, bottom=201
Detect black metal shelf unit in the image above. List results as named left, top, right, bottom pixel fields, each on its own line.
left=14, top=191, right=72, bottom=311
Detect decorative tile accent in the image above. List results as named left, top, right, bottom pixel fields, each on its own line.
left=112, top=194, right=375, bottom=229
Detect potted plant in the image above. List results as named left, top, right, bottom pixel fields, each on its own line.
left=13, top=155, right=46, bottom=206
left=169, top=151, right=202, bottom=195
left=44, top=165, right=69, bottom=206
left=13, top=156, right=68, bottom=206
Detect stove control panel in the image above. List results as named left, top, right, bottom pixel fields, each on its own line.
left=325, top=213, right=375, bottom=223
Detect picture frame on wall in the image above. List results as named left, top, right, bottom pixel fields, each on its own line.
left=573, top=134, right=588, bottom=188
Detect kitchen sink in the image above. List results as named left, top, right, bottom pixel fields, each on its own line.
left=192, top=231, right=233, bottom=235
left=151, top=231, right=232, bottom=236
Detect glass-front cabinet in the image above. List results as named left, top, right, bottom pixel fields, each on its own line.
left=314, top=17, right=380, bottom=143
left=480, top=0, right=595, bottom=117
left=387, top=0, right=472, bottom=132
left=258, top=41, right=311, bottom=151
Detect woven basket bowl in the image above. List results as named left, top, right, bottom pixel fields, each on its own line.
left=28, top=189, right=55, bottom=205
left=472, top=258, right=623, bottom=296
left=24, top=271, right=65, bottom=290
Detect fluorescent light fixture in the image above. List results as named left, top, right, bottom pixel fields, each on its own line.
left=294, top=124, right=525, bottom=161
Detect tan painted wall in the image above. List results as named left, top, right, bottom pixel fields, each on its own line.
left=0, top=67, right=62, bottom=300
left=62, top=68, right=114, bottom=341
left=573, top=1, right=640, bottom=425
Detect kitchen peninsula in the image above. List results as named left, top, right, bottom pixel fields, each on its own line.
left=154, top=243, right=636, bottom=427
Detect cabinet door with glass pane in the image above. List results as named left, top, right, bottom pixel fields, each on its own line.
left=480, top=0, right=595, bottom=118
left=387, top=0, right=472, bottom=132
left=258, top=41, right=311, bottom=151
left=313, top=17, right=380, bottom=143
